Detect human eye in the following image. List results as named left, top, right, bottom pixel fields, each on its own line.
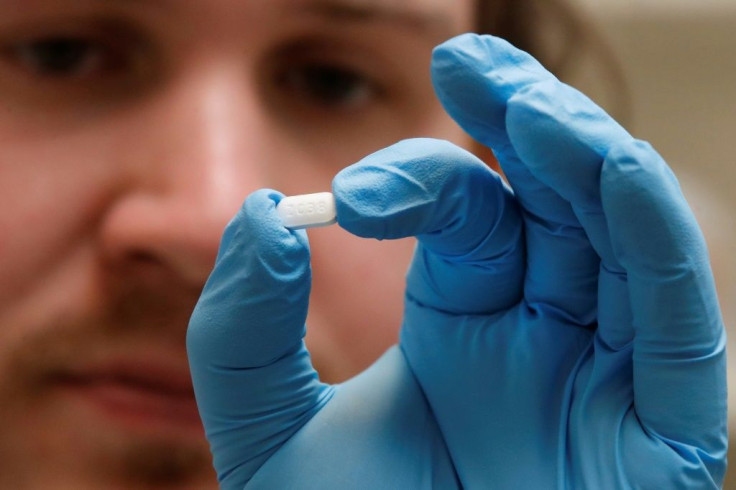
left=0, top=21, right=154, bottom=112
left=2, top=35, right=124, bottom=80
left=275, top=60, right=381, bottom=110
left=267, top=37, right=390, bottom=114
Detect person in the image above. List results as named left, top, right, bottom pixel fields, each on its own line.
left=0, top=0, right=726, bottom=489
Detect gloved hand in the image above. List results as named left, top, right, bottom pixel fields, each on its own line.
left=187, top=34, right=727, bottom=489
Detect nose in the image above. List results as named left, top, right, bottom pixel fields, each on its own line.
left=100, top=62, right=272, bottom=288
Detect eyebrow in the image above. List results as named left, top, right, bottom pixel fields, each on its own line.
left=97, top=0, right=450, bottom=34
left=291, top=0, right=451, bottom=34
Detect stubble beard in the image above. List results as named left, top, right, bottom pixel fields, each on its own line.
left=0, top=283, right=218, bottom=489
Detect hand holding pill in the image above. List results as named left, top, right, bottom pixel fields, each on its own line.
left=187, top=34, right=726, bottom=489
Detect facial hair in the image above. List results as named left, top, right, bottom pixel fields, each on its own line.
left=0, top=273, right=217, bottom=489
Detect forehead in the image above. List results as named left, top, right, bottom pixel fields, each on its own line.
left=97, top=0, right=473, bottom=26
left=10, top=0, right=477, bottom=22
left=287, top=0, right=473, bottom=13
left=5, top=0, right=478, bottom=44
left=286, top=0, right=476, bottom=31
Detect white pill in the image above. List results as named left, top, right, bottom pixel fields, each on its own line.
left=276, top=192, right=337, bottom=229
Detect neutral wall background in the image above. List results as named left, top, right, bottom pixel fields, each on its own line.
left=578, top=0, right=736, bottom=15
left=570, top=2, right=736, bottom=486
left=575, top=0, right=736, bottom=17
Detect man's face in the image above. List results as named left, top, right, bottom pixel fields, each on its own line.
left=0, top=0, right=475, bottom=488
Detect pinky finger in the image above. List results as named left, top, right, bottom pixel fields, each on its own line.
left=601, top=139, right=727, bottom=471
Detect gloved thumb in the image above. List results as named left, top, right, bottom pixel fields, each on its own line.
left=187, top=189, right=331, bottom=489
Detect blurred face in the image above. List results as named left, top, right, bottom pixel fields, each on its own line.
left=0, top=0, right=476, bottom=488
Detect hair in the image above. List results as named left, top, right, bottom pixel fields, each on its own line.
left=475, top=0, right=631, bottom=123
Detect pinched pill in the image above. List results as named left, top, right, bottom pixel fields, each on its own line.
left=276, top=192, right=337, bottom=229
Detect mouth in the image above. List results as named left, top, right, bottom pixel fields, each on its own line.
left=52, top=361, right=204, bottom=436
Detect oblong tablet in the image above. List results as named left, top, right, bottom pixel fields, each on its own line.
left=276, top=192, right=337, bottom=229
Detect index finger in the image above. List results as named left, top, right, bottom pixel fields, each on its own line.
left=602, top=140, right=727, bottom=463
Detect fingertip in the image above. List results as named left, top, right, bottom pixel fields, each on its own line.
left=332, top=160, right=390, bottom=240
left=431, top=33, right=545, bottom=88
left=430, top=33, right=553, bottom=148
left=602, top=140, right=705, bottom=264
left=603, top=140, right=674, bottom=189
left=215, top=189, right=310, bottom=274
left=333, top=138, right=473, bottom=241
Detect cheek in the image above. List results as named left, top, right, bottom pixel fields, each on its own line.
left=305, top=225, right=415, bottom=382
left=0, top=138, right=106, bottom=307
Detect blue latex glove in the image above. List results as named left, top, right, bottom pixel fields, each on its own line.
left=187, top=34, right=727, bottom=489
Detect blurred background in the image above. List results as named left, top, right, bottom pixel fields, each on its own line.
left=572, top=0, right=736, bottom=486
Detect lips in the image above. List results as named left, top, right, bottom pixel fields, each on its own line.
left=54, top=360, right=204, bottom=435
